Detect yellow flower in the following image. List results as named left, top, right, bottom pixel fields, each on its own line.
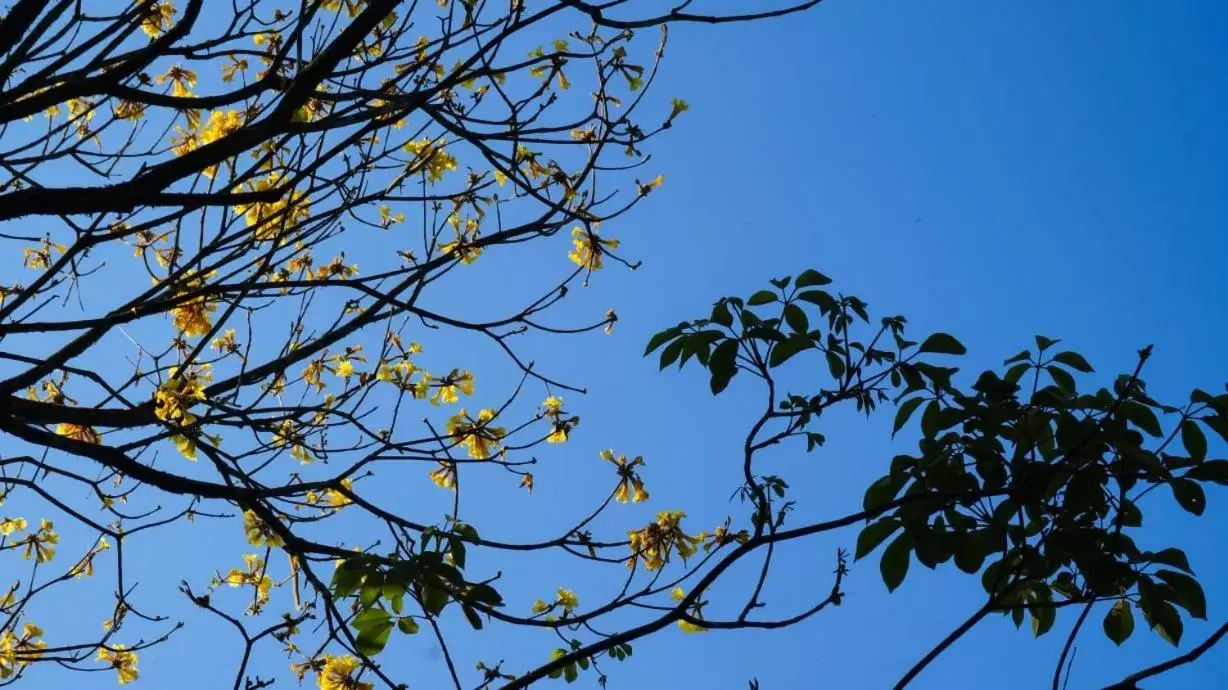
left=446, top=409, right=506, bottom=460
left=0, top=517, right=27, bottom=536
left=531, top=599, right=549, bottom=614
left=169, top=270, right=219, bottom=338
left=317, top=654, right=372, bottom=690
left=439, top=216, right=483, bottom=264
left=555, top=588, right=578, bottom=612
left=543, top=396, right=563, bottom=416
left=233, top=173, right=311, bottom=237
left=334, top=358, right=355, bottom=379
left=403, top=138, right=458, bottom=183
left=602, top=450, right=649, bottom=503
left=671, top=587, right=707, bottom=633
left=154, top=365, right=211, bottom=425
left=378, top=204, right=405, bottom=227
left=56, top=423, right=101, bottom=444
left=429, top=462, right=457, bottom=490
left=273, top=419, right=311, bottom=464
left=155, top=65, right=196, bottom=97
left=669, top=98, right=690, bottom=118
left=225, top=554, right=273, bottom=611
left=97, top=644, right=139, bottom=685
left=243, top=510, right=284, bottom=548
left=431, top=370, right=475, bottom=406
left=322, top=478, right=354, bottom=508
left=568, top=227, right=619, bottom=271
left=0, top=622, right=47, bottom=678
left=627, top=511, right=699, bottom=571
left=22, top=520, right=58, bottom=563
left=519, top=473, right=534, bottom=493
left=139, top=1, right=176, bottom=38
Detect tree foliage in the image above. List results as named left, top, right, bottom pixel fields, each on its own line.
left=0, top=1, right=1224, bottom=689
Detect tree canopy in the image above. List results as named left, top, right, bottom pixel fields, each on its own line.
left=0, top=1, right=1226, bottom=689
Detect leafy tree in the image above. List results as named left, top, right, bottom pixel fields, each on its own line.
left=647, top=272, right=1228, bottom=689
left=0, top=2, right=1223, bottom=690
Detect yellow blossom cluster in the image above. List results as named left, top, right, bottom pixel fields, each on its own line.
left=316, top=654, right=372, bottom=690
left=568, top=227, right=619, bottom=271
left=445, top=409, right=506, bottom=460
left=671, top=587, right=707, bottom=633
left=542, top=396, right=578, bottom=444
left=243, top=510, right=285, bottom=548
left=601, top=450, right=648, bottom=503
left=404, top=138, right=458, bottom=183
left=0, top=623, right=47, bottom=679
left=234, top=173, right=311, bottom=240
left=627, top=511, right=699, bottom=571
left=96, top=644, right=139, bottom=685
left=21, top=520, right=58, bottom=564
left=226, top=554, right=274, bottom=611
left=170, top=270, right=219, bottom=338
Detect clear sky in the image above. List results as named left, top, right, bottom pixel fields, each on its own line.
left=7, top=1, right=1228, bottom=689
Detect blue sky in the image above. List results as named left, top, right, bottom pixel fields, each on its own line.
left=6, top=1, right=1228, bottom=689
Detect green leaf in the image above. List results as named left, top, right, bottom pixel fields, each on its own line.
left=953, top=539, right=985, bottom=574
left=658, top=338, right=684, bottom=370
left=563, top=662, right=579, bottom=683
left=892, top=397, right=924, bottom=436
left=1146, top=548, right=1194, bottom=575
left=710, top=301, right=733, bottom=328
left=644, top=328, right=679, bottom=356
left=1046, top=365, right=1075, bottom=394
left=1052, top=351, right=1094, bottom=373
left=783, top=303, right=809, bottom=334
left=1035, top=335, right=1058, bottom=351
left=465, top=583, right=504, bottom=607
left=768, top=335, right=811, bottom=367
left=880, top=532, right=912, bottom=592
left=352, top=608, right=394, bottom=656
left=1181, top=421, right=1207, bottom=462
left=1103, top=599, right=1134, bottom=645
left=920, top=400, right=941, bottom=439
left=1003, top=350, right=1031, bottom=365
left=397, top=616, right=420, bottom=634
left=709, top=339, right=740, bottom=395
left=795, top=269, right=833, bottom=287
left=1203, top=416, right=1228, bottom=444
left=918, top=333, right=966, bottom=356
left=331, top=560, right=365, bottom=597
left=421, top=581, right=450, bottom=616
left=1031, top=602, right=1056, bottom=637
left=1004, top=362, right=1030, bottom=385
left=1143, top=598, right=1183, bottom=646
left=825, top=351, right=846, bottom=380
left=462, top=604, right=484, bottom=630
left=855, top=518, right=900, bottom=560
left=747, top=290, right=777, bottom=306
left=1185, top=459, right=1228, bottom=485
left=1123, top=403, right=1163, bottom=437
left=1170, top=478, right=1206, bottom=516
left=1155, top=570, right=1207, bottom=620
left=863, top=473, right=907, bottom=512
left=795, top=290, right=837, bottom=314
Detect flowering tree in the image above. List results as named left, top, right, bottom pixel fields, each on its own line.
left=1, top=1, right=1225, bottom=689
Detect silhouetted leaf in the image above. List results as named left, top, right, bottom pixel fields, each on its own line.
left=1181, top=421, right=1207, bottom=462
left=768, top=335, right=811, bottom=367
left=1052, top=351, right=1093, bottom=373
left=1046, top=365, right=1075, bottom=394
left=880, top=532, right=912, bottom=592
left=795, top=290, right=837, bottom=314
left=1155, top=570, right=1206, bottom=620
left=893, top=397, right=924, bottom=436
left=1123, top=403, right=1163, bottom=437
left=1145, top=548, right=1193, bottom=575
left=783, top=303, right=809, bottom=334
left=855, top=518, right=900, bottom=560
left=1170, top=478, right=1206, bottom=516
left=747, top=290, right=777, bottom=306
left=918, top=333, right=966, bottom=355
left=1103, top=600, right=1134, bottom=646
left=796, top=269, right=832, bottom=287
left=709, top=339, right=740, bottom=395
left=1185, top=459, right=1228, bottom=485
